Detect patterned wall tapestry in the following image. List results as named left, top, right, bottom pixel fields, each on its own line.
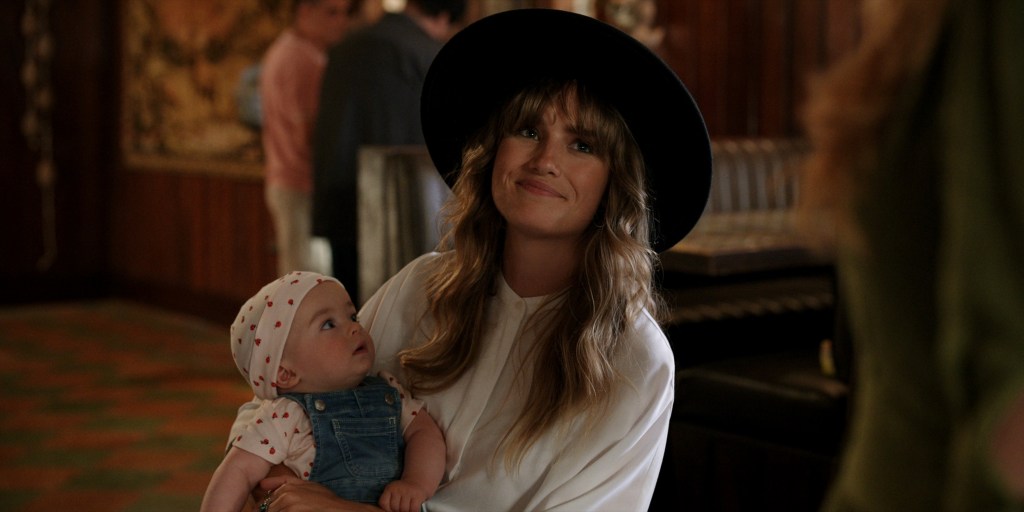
left=121, top=0, right=290, bottom=176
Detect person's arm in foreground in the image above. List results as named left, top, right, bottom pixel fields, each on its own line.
left=201, top=447, right=273, bottom=512
left=940, top=0, right=1024, bottom=503
left=379, top=408, right=446, bottom=512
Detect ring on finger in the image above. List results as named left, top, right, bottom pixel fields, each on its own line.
left=258, top=495, right=273, bottom=512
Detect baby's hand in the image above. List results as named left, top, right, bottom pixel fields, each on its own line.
left=378, top=479, right=430, bottom=512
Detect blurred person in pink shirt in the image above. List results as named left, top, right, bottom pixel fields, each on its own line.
left=261, top=0, right=363, bottom=276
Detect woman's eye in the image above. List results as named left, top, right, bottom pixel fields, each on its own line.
left=571, top=140, right=594, bottom=154
left=517, top=127, right=539, bottom=139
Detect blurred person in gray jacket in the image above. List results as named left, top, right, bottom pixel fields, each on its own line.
left=312, top=0, right=467, bottom=302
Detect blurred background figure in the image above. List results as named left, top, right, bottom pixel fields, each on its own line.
left=311, top=0, right=467, bottom=302
left=800, top=0, right=1024, bottom=509
left=261, top=0, right=364, bottom=276
left=595, top=0, right=664, bottom=51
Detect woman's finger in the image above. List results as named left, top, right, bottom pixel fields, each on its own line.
left=259, top=472, right=302, bottom=493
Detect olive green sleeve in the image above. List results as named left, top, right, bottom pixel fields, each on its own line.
left=938, top=0, right=1024, bottom=507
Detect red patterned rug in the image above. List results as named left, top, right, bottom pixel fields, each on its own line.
left=0, top=300, right=252, bottom=511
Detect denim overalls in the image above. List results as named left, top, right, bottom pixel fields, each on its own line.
left=283, top=375, right=405, bottom=503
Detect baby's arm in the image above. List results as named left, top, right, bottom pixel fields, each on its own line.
left=378, top=409, right=446, bottom=512
left=201, top=446, right=274, bottom=512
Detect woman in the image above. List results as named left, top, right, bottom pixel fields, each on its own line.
left=800, top=0, right=1024, bottom=509
left=244, top=9, right=711, bottom=511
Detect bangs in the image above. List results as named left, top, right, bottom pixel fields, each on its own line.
left=496, top=81, right=629, bottom=160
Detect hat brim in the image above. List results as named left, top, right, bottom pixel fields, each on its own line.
left=421, top=8, right=711, bottom=253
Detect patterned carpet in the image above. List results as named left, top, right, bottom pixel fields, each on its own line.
left=0, top=300, right=253, bottom=511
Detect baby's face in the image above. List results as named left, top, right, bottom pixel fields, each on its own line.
left=281, top=281, right=375, bottom=393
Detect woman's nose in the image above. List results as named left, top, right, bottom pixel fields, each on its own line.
left=529, top=140, right=561, bottom=175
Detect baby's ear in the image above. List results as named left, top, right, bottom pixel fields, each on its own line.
left=276, top=366, right=299, bottom=390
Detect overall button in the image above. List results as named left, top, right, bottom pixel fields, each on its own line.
left=314, top=399, right=326, bottom=412
left=384, top=393, right=395, bottom=405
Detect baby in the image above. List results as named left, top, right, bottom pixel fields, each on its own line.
left=201, top=272, right=445, bottom=512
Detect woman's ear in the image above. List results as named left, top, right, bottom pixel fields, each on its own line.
left=276, top=365, right=299, bottom=390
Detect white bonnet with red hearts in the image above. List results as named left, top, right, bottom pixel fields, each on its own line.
left=229, top=271, right=341, bottom=399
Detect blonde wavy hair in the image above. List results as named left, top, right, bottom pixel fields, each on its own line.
left=800, top=0, right=949, bottom=245
left=399, top=80, right=661, bottom=468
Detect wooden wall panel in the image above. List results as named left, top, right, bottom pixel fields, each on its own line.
left=791, top=0, right=828, bottom=130
left=757, top=0, right=790, bottom=135
left=658, top=0, right=858, bottom=138
left=108, top=170, right=276, bottom=322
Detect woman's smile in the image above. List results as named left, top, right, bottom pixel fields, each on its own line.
left=517, top=177, right=563, bottom=198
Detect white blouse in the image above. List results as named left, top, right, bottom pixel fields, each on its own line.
left=361, top=253, right=675, bottom=511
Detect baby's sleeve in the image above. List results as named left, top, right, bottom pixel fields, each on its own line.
left=232, top=398, right=310, bottom=466
left=377, top=370, right=425, bottom=434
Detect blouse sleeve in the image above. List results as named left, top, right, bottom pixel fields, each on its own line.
left=531, top=312, right=675, bottom=510
left=360, top=253, right=438, bottom=375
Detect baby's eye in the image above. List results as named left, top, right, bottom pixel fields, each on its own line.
left=320, top=319, right=336, bottom=330
left=350, top=313, right=359, bottom=323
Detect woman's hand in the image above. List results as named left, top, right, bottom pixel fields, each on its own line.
left=249, top=464, right=297, bottom=508
left=257, top=473, right=383, bottom=512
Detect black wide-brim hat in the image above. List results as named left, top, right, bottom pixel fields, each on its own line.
left=421, top=8, right=711, bottom=253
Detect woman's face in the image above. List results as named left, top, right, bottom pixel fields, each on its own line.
left=491, top=96, right=610, bottom=247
